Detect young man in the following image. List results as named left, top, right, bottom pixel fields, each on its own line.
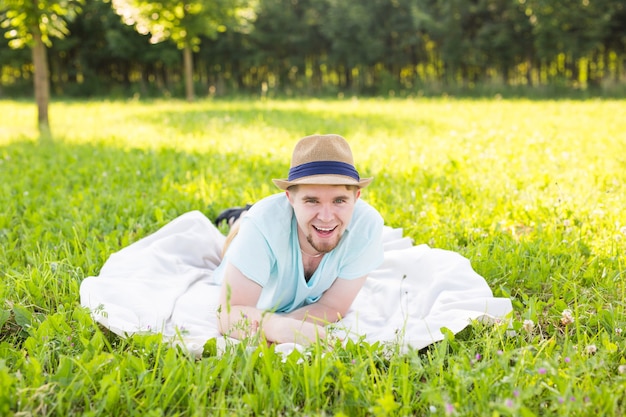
left=215, top=134, right=384, bottom=345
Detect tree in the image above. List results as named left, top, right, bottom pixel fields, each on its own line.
left=110, top=0, right=254, bottom=101
left=0, top=0, right=83, bottom=137
left=603, top=0, right=626, bottom=83
left=50, top=0, right=181, bottom=97
left=250, top=0, right=328, bottom=93
left=474, top=0, right=533, bottom=85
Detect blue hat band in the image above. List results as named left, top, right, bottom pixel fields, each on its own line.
left=288, top=160, right=360, bottom=182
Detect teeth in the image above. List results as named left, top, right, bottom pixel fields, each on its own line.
left=315, top=226, right=335, bottom=232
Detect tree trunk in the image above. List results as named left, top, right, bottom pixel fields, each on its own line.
left=183, top=44, right=195, bottom=101
left=31, top=23, right=51, bottom=139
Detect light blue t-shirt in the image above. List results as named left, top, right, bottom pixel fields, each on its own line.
left=213, top=193, right=384, bottom=313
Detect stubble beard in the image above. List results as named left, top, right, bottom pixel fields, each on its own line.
left=306, top=232, right=342, bottom=254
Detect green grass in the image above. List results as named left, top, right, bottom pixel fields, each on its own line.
left=1, top=97, right=625, bottom=416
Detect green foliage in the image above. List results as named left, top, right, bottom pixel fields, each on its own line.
left=0, top=0, right=84, bottom=48
left=2, top=0, right=626, bottom=97
left=0, top=98, right=625, bottom=415
left=110, top=0, right=253, bottom=49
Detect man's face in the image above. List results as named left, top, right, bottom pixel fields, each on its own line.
left=286, top=184, right=361, bottom=254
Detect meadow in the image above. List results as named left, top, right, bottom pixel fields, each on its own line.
left=0, top=97, right=625, bottom=416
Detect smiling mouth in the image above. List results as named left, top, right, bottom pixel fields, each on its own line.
left=313, top=225, right=337, bottom=236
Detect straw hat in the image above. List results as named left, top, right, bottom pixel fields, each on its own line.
left=273, top=134, right=372, bottom=190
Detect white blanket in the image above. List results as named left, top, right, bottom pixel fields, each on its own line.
left=80, top=211, right=512, bottom=355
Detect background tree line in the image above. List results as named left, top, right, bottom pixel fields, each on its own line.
left=2, top=0, right=626, bottom=100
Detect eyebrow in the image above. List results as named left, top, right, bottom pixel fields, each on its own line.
left=301, top=194, right=351, bottom=201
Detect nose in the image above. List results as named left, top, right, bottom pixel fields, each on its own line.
left=317, top=203, right=334, bottom=222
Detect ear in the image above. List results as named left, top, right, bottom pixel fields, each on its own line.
left=285, top=190, right=295, bottom=205
left=355, top=188, right=361, bottom=200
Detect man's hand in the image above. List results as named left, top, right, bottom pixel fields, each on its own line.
left=217, top=302, right=327, bottom=345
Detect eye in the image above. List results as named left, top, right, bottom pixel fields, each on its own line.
left=334, top=198, right=347, bottom=204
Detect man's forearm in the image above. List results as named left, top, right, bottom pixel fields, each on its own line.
left=284, top=301, right=343, bottom=325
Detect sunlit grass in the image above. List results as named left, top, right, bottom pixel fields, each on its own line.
left=1, top=97, right=625, bottom=415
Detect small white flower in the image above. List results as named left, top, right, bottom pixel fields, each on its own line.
left=616, top=328, right=623, bottom=336
left=523, top=319, right=535, bottom=333
left=561, top=309, right=574, bottom=326
left=429, top=405, right=437, bottom=413
left=618, top=365, right=626, bottom=374
left=585, top=344, right=597, bottom=355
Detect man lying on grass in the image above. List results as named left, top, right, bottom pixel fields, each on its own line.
left=215, top=134, right=384, bottom=345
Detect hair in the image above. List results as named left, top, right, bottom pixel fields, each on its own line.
left=221, top=218, right=241, bottom=258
